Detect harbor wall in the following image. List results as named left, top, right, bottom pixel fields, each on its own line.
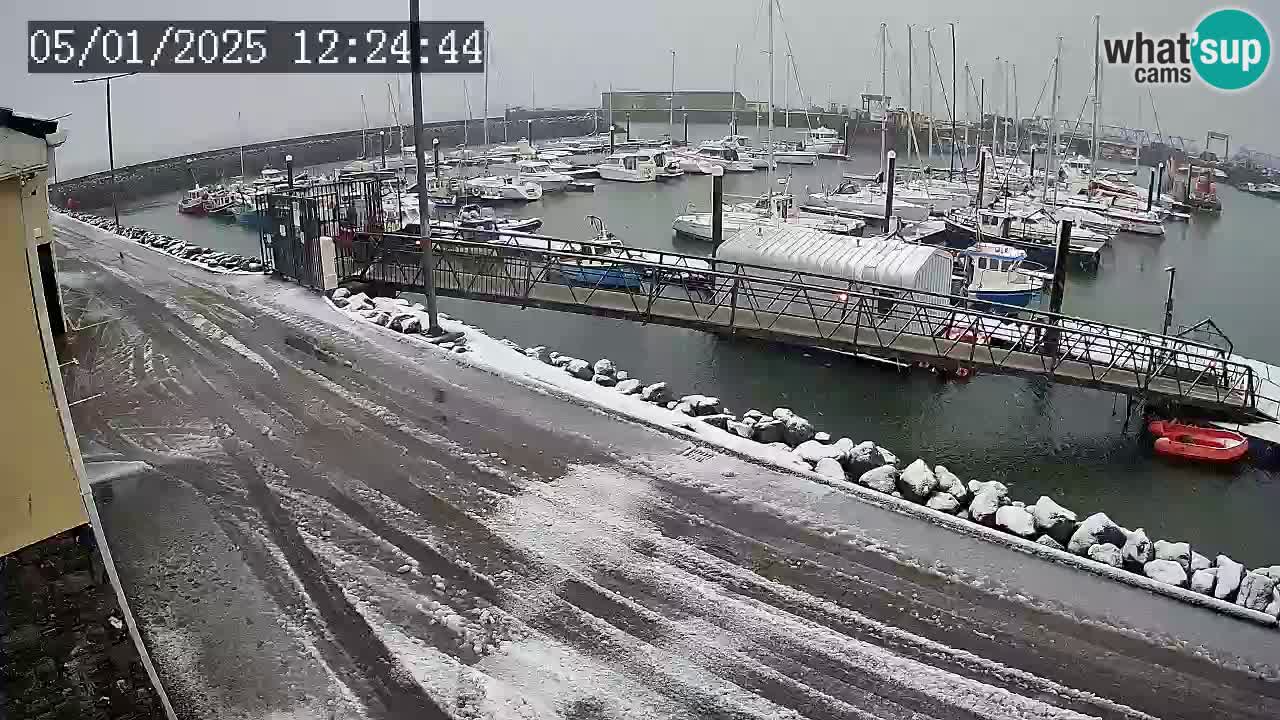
left=51, top=114, right=599, bottom=209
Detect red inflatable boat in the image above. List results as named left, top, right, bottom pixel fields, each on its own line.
left=1148, top=420, right=1249, bottom=464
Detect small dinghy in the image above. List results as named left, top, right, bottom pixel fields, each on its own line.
left=1148, top=420, right=1248, bottom=464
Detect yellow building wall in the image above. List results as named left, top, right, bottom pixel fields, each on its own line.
left=0, top=171, right=86, bottom=555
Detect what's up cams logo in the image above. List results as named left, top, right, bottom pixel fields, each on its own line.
left=1104, top=8, right=1270, bottom=90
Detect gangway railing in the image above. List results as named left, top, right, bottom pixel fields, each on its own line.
left=333, top=228, right=1261, bottom=416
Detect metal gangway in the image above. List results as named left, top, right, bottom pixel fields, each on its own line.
left=329, top=227, right=1263, bottom=420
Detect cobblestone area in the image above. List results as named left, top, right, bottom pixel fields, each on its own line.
left=1, top=529, right=164, bottom=720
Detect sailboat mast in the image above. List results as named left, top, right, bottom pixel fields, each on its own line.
left=360, top=93, right=368, bottom=158
left=907, top=26, right=914, bottom=165
left=927, top=28, right=934, bottom=162
left=1012, top=64, right=1019, bottom=159
left=237, top=111, right=245, bottom=179
left=483, top=29, right=490, bottom=147
left=1090, top=13, right=1101, bottom=185
left=766, top=0, right=775, bottom=201
left=669, top=50, right=676, bottom=143
left=879, top=23, right=887, bottom=173
left=1047, top=36, right=1062, bottom=203
left=949, top=23, right=957, bottom=179
left=784, top=53, right=791, bottom=129
left=731, top=44, right=740, bottom=135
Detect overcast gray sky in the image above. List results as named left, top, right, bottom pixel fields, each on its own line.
left=7, top=0, right=1276, bottom=178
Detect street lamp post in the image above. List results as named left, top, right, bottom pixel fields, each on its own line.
left=73, top=72, right=137, bottom=230
left=408, top=0, right=442, bottom=335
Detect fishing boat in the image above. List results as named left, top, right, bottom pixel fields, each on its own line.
left=515, top=160, right=573, bottom=192
left=958, top=243, right=1045, bottom=308
left=679, top=146, right=755, bottom=173
left=800, top=126, right=844, bottom=154
left=595, top=152, right=658, bottom=183
left=177, top=187, right=208, bottom=215
left=556, top=216, right=643, bottom=289
left=203, top=188, right=237, bottom=216
left=464, top=175, right=543, bottom=202
left=1148, top=420, right=1249, bottom=464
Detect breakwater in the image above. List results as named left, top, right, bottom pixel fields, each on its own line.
left=50, top=114, right=599, bottom=210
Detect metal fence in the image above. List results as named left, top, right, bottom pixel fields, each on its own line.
left=334, top=228, right=1261, bottom=416
left=256, top=176, right=390, bottom=288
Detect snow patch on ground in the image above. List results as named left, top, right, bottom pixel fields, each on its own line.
left=160, top=299, right=278, bottom=378
left=55, top=211, right=259, bottom=275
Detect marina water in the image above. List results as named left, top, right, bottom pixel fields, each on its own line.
left=115, top=121, right=1280, bottom=566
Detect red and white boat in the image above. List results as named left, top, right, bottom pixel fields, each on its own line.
left=177, top=187, right=208, bottom=215
left=1148, top=420, right=1248, bottom=464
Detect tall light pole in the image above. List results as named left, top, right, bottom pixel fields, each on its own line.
left=669, top=50, right=677, bottom=142
left=408, top=0, right=442, bottom=335
left=73, top=72, right=137, bottom=230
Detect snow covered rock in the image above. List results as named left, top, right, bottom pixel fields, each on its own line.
left=814, top=431, right=831, bottom=443
left=1088, top=544, right=1124, bottom=568
left=814, top=458, right=845, bottom=481
left=1190, top=551, right=1211, bottom=572
left=771, top=408, right=794, bottom=420
left=593, top=358, right=616, bottom=377
left=615, top=378, right=642, bottom=395
left=743, top=409, right=765, bottom=421
left=373, top=311, right=392, bottom=326
left=1190, top=568, right=1217, bottom=595
left=396, top=316, right=422, bottom=334
left=346, top=292, right=372, bottom=311
left=782, top=415, right=816, bottom=446
left=1253, top=565, right=1280, bottom=581
left=1121, top=528, right=1155, bottom=568
left=552, top=355, right=574, bottom=368
left=616, top=371, right=629, bottom=381
left=1068, top=513, right=1127, bottom=555
left=934, top=466, right=968, bottom=502
left=925, top=492, right=960, bottom=514
left=565, top=359, right=594, bottom=380
left=858, top=465, right=899, bottom=493
left=877, top=446, right=900, bottom=466
left=524, top=346, right=552, bottom=364
left=592, top=373, right=617, bottom=387
left=678, top=395, right=721, bottom=416
left=1235, top=572, right=1278, bottom=612
left=726, top=420, right=754, bottom=438
left=1031, top=496, right=1077, bottom=543
left=699, top=414, right=733, bottom=430
left=967, top=482, right=1008, bottom=525
left=1144, top=559, right=1189, bottom=587
left=995, top=506, right=1037, bottom=537
left=639, top=382, right=669, bottom=403
left=896, top=459, right=938, bottom=502
left=1036, top=535, right=1066, bottom=551
left=332, top=287, right=351, bottom=300
left=1154, top=540, right=1191, bottom=571
left=1214, top=555, right=1244, bottom=601
left=794, top=440, right=845, bottom=464
left=1266, top=590, right=1280, bottom=618
left=841, top=441, right=886, bottom=474
left=751, top=419, right=784, bottom=444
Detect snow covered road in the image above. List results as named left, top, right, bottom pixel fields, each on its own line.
left=53, top=217, right=1280, bottom=720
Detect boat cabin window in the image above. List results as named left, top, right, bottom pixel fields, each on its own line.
left=623, top=156, right=637, bottom=171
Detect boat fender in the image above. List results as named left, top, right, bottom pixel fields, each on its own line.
left=955, top=367, right=972, bottom=380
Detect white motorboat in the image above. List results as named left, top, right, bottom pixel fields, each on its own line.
left=773, top=147, right=818, bottom=165
left=595, top=152, right=658, bottom=182
left=682, top=146, right=754, bottom=172
left=707, top=136, right=774, bottom=169
left=464, top=175, right=544, bottom=201
left=800, top=126, right=844, bottom=154
left=1103, top=206, right=1165, bottom=235
left=805, top=180, right=929, bottom=221
left=515, top=160, right=573, bottom=192
left=673, top=203, right=866, bottom=242
left=634, top=149, right=685, bottom=179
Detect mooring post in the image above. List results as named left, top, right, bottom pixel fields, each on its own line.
left=528, top=119, right=535, bottom=145
left=1044, top=219, right=1073, bottom=357
left=626, top=112, right=631, bottom=141
left=844, top=118, right=852, bottom=159
left=1146, top=166, right=1157, bottom=212
left=380, top=131, right=387, bottom=169
left=285, top=154, right=294, bottom=189
left=1155, top=162, right=1165, bottom=208
left=683, top=111, right=689, bottom=146
left=711, top=165, right=725, bottom=253
left=883, top=150, right=897, bottom=232
left=1028, top=145, right=1037, bottom=180
left=609, top=124, right=615, bottom=155
left=975, top=148, right=987, bottom=219
left=432, top=137, right=440, bottom=177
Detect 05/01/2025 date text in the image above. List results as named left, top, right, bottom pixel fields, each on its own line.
left=27, top=21, right=485, bottom=74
